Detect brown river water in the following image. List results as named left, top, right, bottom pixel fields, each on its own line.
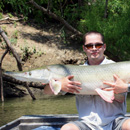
left=0, top=93, right=130, bottom=127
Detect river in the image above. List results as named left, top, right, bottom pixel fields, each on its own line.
left=0, top=93, right=130, bottom=127
left=0, top=94, right=77, bottom=127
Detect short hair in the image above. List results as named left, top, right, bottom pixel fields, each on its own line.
left=83, top=31, right=104, bottom=44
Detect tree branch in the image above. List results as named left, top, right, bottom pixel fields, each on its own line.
left=0, top=17, right=24, bottom=22
left=104, top=0, right=109, bottom=18
left=29, top=0, right=83, bottom=37
left=3, top=74, right=45, bottom=89
left=0, top=27, right=23, bottom=71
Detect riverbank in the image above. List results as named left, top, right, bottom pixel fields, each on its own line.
left=0, top=14, right=86, bottom=97
left=0, top=14, right=86, bottom=72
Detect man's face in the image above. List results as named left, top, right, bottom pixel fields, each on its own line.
left=83, top=34, right=106, bottom=61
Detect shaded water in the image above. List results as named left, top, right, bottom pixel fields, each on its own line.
left=0, top=94, right=130, bottom=127
left=0, top=94, right=77, bottom=126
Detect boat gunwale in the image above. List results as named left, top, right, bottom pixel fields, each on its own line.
left=1, top=114, right=130, bottom=130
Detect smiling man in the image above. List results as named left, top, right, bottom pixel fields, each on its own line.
left=44, top=31, right=130, bottom=130
left=83, top=32, right=106, bottom=65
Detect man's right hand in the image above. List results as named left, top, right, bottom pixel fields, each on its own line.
left=60, top=75, right=82, bottom=93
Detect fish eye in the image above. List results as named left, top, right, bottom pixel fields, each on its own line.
left=29, top=72, right=31, bottom=76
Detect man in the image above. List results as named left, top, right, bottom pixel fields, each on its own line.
left=44, top=31, right=130, bottom=130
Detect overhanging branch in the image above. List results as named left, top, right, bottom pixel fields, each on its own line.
left=29, top=0, right=83, bottom=37
left=3, top=74, right=45, bottom=89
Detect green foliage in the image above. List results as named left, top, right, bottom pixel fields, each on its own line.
left=1, top=26, right=8, bottom=35
left=21, top=45, right=32, bottom=61
left=9, top=30, right=19, bottom=45
left=1, top=0, right=130, bottom=61
left=103, top=0, right=130, bottom=61
left=7, top=0, right=32, bottom=17
left=10, top=38, right=17, bottom=45
left=32, top=10, right=45, bottom=24
left=37, top=50, right=43, bottom=57
left=76, top=0, right=130, bottom=61
left=0, top=1, right=4, bottom=12
left=20, top=44, right=43, bottom=61
left=0, top=13, right=3, bottom=19
left=60, top=27, right=67, bottom=44
left=108, top=0, right=128, bottom=15
left=0, top=42, right=7, bottom=49
left=8, top=13, right=13, bottom=18
left=13, top=22, right=17, bottom=28
left=12, top=30, right=19, bottom=39
left=32, top=46, right=36, bottom=53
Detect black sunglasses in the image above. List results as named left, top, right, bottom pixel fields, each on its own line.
left=84, top=43, right=104, bottom=50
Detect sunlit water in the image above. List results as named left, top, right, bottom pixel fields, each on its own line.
left=0, top=93, right=130, bottom=127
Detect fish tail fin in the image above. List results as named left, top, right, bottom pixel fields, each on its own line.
left=95, top=88, right=114, bottom=103
left=114, top=93, right=125, bottom=103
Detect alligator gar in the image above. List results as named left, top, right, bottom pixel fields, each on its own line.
left=4, top=61, right=130, bottom=103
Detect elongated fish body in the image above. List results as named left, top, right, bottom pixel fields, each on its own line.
left=4, top=61, right=130, bottom=103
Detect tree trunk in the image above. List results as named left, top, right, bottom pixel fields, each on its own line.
left=0, top=49, right=8, bottom=102
left=104, top=0, right=108, bottom=18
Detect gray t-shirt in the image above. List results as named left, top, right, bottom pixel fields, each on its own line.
left=76, top=57, right=127, bottom=130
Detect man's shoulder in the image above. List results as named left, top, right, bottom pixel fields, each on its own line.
left=102, top=58, right=115, bottom=65
left=83, top=57, right=115, bottom=66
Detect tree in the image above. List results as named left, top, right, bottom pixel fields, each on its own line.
left=0, top=0, right=130, bottom=61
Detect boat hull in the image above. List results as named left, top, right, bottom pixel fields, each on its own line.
left=0, top=114, right=78, bottom=130
left=1, top=114, right=130, bottom=130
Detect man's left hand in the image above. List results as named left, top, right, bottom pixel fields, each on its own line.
left=103, top=74, right=128, bottom=94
